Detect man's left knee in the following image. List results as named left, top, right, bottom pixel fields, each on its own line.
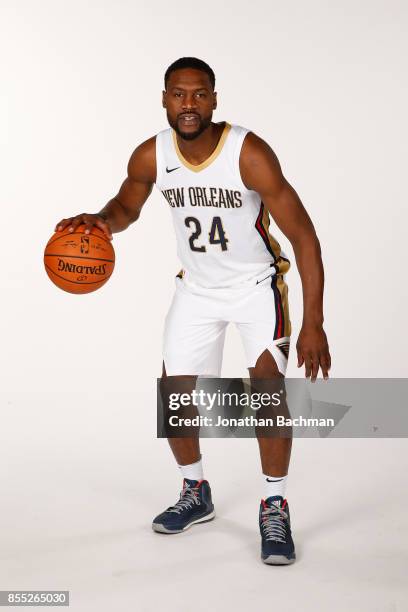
left=249, top=348, right=284, bottom=379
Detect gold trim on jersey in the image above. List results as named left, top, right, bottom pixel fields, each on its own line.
left=275, top=274, right=292, bottom=338
left=172, top=122, right=232, bottom=173
left=261, top=204, right=291, bottom=276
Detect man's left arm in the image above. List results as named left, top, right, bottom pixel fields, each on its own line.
left=240, top=132, right=331, bottom=381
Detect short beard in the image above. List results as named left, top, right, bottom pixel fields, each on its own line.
left=167, top=112, right=212, bottom=141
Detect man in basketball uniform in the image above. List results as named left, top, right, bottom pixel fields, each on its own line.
left=55, top=57, right=331, bottom=565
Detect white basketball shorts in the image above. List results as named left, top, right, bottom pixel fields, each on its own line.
left=163, top=269, right=291, bottom=377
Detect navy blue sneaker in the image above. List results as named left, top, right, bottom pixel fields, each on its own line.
left=259, top=495, right=296, bottom=564
left=152, top=479, right=215, bottom=534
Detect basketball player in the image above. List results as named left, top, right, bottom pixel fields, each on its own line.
left=55, top=57, right=331, bottom=565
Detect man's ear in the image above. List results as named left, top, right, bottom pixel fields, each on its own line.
left=213, top=91, right=217, bottom=110
left=162, top=90, right=166, bottom=108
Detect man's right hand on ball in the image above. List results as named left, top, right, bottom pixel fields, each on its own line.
left=54, top=213, right=113, bottom=240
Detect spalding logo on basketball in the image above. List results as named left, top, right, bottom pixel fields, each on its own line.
left=44, top=225, right=115, bottom=294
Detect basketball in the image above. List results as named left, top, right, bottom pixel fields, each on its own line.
left=44, top=225, right=115, bottom=294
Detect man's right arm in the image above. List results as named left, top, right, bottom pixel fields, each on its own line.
left=54, top=136, right=156, bottom=240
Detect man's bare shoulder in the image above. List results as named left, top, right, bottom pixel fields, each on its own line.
left=241, top=130, right=280, bottom=166
left=240, top=130, right=283, bottom=191
left=128, top=135, right=157, bottom=184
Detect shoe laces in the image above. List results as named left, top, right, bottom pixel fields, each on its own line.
left=166, top=484, right=201, bottom=514
left=261, top=502, right=288, bottom=543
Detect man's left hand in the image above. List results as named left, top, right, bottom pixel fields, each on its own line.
left=296, top=324, right=331, bottom=382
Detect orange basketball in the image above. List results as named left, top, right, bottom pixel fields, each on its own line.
left=44, top=225, right=115, bottom=294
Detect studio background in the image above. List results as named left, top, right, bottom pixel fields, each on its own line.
left=1, top=1, right=407, bottom=611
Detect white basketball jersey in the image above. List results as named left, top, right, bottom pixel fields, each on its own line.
left=155, top=122, right=290, bottom=288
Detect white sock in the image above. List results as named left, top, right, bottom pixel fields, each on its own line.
left=263, top=474, right=288, bottom=499
left=178, top=457, right=204, bottom=482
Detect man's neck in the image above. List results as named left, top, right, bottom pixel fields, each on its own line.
left=175, top=121, right=225, bottom=165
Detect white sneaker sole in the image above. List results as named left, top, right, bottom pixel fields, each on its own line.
left=152, top=510, right=216, bottom=534
left=262, top=553, right=296, bottom=565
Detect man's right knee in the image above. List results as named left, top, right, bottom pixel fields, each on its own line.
left=159, top=362, right=199, bottom=438
left=161, top=361, right=198, bottom=385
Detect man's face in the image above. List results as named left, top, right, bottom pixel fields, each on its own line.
left=163, top=68, right=217, bottom=140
